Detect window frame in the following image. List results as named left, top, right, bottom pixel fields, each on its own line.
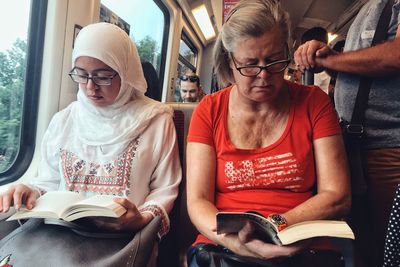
left=0, top=0, right=48, bottom=185
left=153, top=0, right=170, bottom=96
left=179, top=32, right=198, bottom=72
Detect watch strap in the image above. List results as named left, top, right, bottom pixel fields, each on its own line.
left=267, top=214, right=287, bottom=232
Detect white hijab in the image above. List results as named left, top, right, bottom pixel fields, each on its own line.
left=70, top=22, right=171, bottom=148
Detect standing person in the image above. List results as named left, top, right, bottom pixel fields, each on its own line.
left=294, top=1, right=400, bottom=266
left=179, top=74, right=203, bottom=102
left=0, top=22, right=181, bottom=266
left=186, top=1, right=351, bottom=266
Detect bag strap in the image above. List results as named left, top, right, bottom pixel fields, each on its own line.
left=349, top=0, right=395, bottom=134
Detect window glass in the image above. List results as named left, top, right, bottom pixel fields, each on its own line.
left=100, top=0, right=166, bottom=76
left=175, top=34, right=198, bottom=102
left=0, top=1, right=31, bottom=173
left=179, top=39, right=197, bottom=67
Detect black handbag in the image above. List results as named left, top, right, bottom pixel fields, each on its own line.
left=190, top=243, right=345, bottom=267
left=193, top=243, right=283, bottom=267
left=340, top=0, right=394, bottom=194
left=0, top=216, right=161, bottom=267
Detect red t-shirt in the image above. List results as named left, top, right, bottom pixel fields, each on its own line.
left=187, top=81, right=341, bottom=245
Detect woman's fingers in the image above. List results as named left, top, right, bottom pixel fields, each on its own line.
left=13, top=185, right=34, bottom=210
left=242, top=238, right=300, bottom=259
left=111, top=198, right=145, bottom=231
left=25, top=190, right=37, bottom=210
left=0, top=185, right=38, bottom=212
left=93, top=198, right=151, bottom=232
left=113, top=197, right=137, bottom=213
left=236, top=222, right=309, bottom=259
left=1, top=187, right=16, bottom=212
left=0, top=192, right=10, bottom=212
left=238, top=221, right=254, bottom=243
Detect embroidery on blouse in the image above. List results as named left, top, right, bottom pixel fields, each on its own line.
left=140, top=204, right=169, bottom=238
left=224, top=152, right=303, bottom=190
left=60, top=138, right=139, bottom=196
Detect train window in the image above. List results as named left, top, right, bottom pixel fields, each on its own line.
left=175, top=33, right=198, bottom=101
left=0, top=0, right=47, bottom=183
left=179, top=33, right=198, bottom=70
left=100, top=0, right=169, bottom=84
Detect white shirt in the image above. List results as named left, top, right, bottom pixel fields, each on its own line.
left=31, top=107, right=181, bottom=237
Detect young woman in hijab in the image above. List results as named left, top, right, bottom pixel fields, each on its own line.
left=0, top=22, right=181, bottom=242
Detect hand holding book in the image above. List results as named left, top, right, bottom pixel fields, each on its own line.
left=216, top=211, right=355, bottom=245
left=0, top=184, right=40, bottom=213
left=90, top=197, right=154, bottom=232
left=7, top=191, right=127, bottom=222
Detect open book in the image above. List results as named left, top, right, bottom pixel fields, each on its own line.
left=216, top=211, right=355, bottom=245
left=7, top=191, right=126, bottom=222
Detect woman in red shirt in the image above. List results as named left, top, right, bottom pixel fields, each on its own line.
left=186, top=0, right=351, bottom=266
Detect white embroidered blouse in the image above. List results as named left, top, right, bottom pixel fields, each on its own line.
left=30, top=106, right=181, bottom=237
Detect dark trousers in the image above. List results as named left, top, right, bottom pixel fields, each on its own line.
left=351, top=147, right=400, bottom=267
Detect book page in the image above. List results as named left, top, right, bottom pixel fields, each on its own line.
left=62, top=195, right=126, bottom=221
left=278, top=220, right=355, bottom=245
left=7, top=191, right=84, bottom=220
left=75, top=194, right=119, bottom=208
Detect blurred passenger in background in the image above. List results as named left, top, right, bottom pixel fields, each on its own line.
left=179, top=73, right=204, bottom=102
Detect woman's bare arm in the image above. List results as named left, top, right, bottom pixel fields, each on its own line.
left=282, top=135, right=351, bottom=226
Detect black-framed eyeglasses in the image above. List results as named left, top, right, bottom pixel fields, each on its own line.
left=68, top=68, right=118, bottom=86
left=179, top=75, right=200, bottom=83
left=230, top=46, right=291, bottom=77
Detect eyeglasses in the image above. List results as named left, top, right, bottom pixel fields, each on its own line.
left=230, top=48, right=291, bottom=77
left=179, top=75, right=200, bottom=83
left=68, top=68, right=118, bottom=86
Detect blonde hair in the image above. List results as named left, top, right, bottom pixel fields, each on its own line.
left=213, top=0, right=290, bottom=87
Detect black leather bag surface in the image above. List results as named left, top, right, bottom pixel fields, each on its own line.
left=191, top=243, right=345, bottom=267
left=0, top=216, right=161, bottom=267
left=194, top=244, right=280, bottom=267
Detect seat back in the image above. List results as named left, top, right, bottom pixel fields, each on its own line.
left=157, top=103, right=198, bottom=267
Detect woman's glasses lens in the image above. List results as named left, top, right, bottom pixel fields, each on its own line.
left=239, top=60, right=290, bottom=76
left=230, top=43, right=291, bottom=77
left=68, top=70, right=117, bottom=86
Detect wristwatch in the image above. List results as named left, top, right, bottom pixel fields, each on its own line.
left=268, top=214, right=288, bottom=231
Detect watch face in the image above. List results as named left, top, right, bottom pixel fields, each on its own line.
left=270, top=214, right=286, bottom=225
left=269, top=214, right=287, bottom=231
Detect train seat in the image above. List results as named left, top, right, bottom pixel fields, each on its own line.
left=157, top=102, right=198, bottom=267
